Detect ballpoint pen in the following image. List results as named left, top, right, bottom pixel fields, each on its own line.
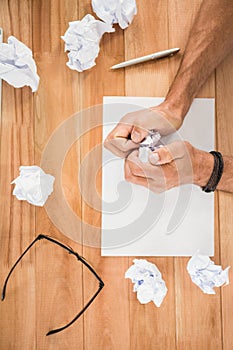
left=111, top=47, right=180, bottom=69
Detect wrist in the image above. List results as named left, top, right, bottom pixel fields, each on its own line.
left=192, top=148, right=215, bottom=187
left=154, top=101, right=184, bottom=131
left=163, top=93, right=191, bottom=123
left=164, top=68, right=196, bottom=121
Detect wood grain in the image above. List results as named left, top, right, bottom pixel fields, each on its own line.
left=0, top=1, right=36, bottom=349
left=78, top=2, right=130, bottom=349
left=216, top=50, right=233, bottom=350
left=0, top=1, right=233, bottom=349
left=32, top=1, right=84, bottom=348
left=167, top=1, right=222, bottom=349
left=125, top=1, right=176, bottom=349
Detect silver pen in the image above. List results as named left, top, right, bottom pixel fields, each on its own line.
left=111, top=47, right=180, bottom=69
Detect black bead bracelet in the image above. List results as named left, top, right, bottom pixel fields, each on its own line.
left=202, top=151, right=224, bottom=193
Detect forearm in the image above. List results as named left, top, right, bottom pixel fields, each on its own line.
left=193, top=150, right=233, bottom=193
left=163, top=0, right=233, bottom=120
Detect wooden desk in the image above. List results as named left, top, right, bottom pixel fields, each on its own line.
left=0, top=1, right=232, bottom=349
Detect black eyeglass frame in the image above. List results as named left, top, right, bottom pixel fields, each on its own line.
left=1, top=234, right=104, bottom=336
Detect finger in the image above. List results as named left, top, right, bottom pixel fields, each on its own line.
left=127, top=150, right=155, bottom=178
left=148, top=152, right=160, bottom=165
left=125, top=158, right=146, bottom=177
left=104, top=137, right=138, bottom=158
left=125, top=159, right=166, bottom=192
left=149, top=141, right=186, bottom=165
left=124, top=160, right=150, bottom=188
left=104, top=141, right=129, bottom=158
left=131, top=126, right=149, bottom=143
left=106, top=122, right=133, bottom=140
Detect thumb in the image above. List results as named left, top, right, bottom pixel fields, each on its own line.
left=149, top=146, right=174, bottom=165
left=131, top=126, right=148, bottom=143
left=149, top=141, right=186, bottom=165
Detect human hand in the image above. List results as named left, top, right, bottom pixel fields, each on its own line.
left=124, top=141, right=214, bottom=193
left=104, top=102, right=183, bottom=158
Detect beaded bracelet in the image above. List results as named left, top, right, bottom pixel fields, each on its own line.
left=202, top=151, right=224, bottom=193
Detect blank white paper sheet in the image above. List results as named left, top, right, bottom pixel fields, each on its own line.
left=102, top=97, right=214, bottom=256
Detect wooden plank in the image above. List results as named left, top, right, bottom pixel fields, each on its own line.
left=216, top=51, right=233, bottom=350
left=168, top=1, right=222, bottom=349
left=0, top=126, right=36, bottom=350
left=125, top=0, right=169, bottom=96
left=1, top=1, right=233, bottom=349
left=78, top=2, right=131, bottom=349
left=0, top=1, right=36, bottom=349
left=124, top=1, right=176, bottom=349
left=32, top=1, right=84, bottom=348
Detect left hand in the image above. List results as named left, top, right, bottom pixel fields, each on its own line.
left=104, top=103, right=183, bottom=159
left=124, top=141, right=214, bottom=193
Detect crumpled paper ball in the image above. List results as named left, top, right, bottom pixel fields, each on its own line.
left=11, top=166, right=55, bottom=207
left=125, top=259, right=167, bottom=307
left=92, top=0, right=137, bottom=29
left=61, top=14, right=115, bottom=72
left=139, top=131, right=161, bottom=163
left=0, top=36, right=40, bottom=92
left=187, top=251, right=230, bottom=294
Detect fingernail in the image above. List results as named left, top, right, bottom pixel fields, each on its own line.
left=149, top=153, right=160, bottom=165
left=132, top=131, right=141, bottom=142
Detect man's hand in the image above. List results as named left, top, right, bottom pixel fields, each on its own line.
left=124, top=141, right=214, bottom=193
left=104, top=102, right=183, bottom=158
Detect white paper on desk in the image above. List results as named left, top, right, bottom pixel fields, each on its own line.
left=92, top=0, right=137, bottom=29
left=0, top=36, right=39, bottom=92
left=101, top=97, right=215, bottom=256
left=61, top=14, right=115, bottom=72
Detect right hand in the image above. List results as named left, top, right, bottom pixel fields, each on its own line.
left=124, top=140, right=214, bottom=193
left=104, top=102, right=183, bottom=158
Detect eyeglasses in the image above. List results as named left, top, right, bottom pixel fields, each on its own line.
left=1, top=234, right=104, bottom=336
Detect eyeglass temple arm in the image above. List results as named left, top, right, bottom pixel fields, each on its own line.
left=1, top=234, right=105, bottom=336
left=46, top=279, right=104, bottom=336
left=44, top=235, right=105, bottom=335
left=1, top=235, right=42, bottom=301
left=43, top=236, right=105, bottom=336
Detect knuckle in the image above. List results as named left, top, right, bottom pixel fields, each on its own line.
left=157, top=187, right=164, bottom=194
left=119, top=152, right=127, bottom=159
left=153, top=186, right=164, bottom=194
left=129, top=162, right=142, bottom=176
left=104, top=138, right=111, bottom=148
left=183, top=141, right=192, bottom=152
left=125, top=172, right=133, bottom=182
left=184, top=140, right=191, bottom=147
left=128, top=164, right=137, bottom=175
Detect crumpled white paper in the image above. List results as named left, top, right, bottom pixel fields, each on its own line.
left=61, top=14, right=115, bottom=72
left=92, top=0, right=137, bottom=29
left=125, top=259, right=167, bottom=307
left=139, top=131, right=161, bottom=162
left=0, top=36, right=39, bottom=92
left=187, top=251, right=230, bottom=294
left=11, top=166, right=55, bottom=207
